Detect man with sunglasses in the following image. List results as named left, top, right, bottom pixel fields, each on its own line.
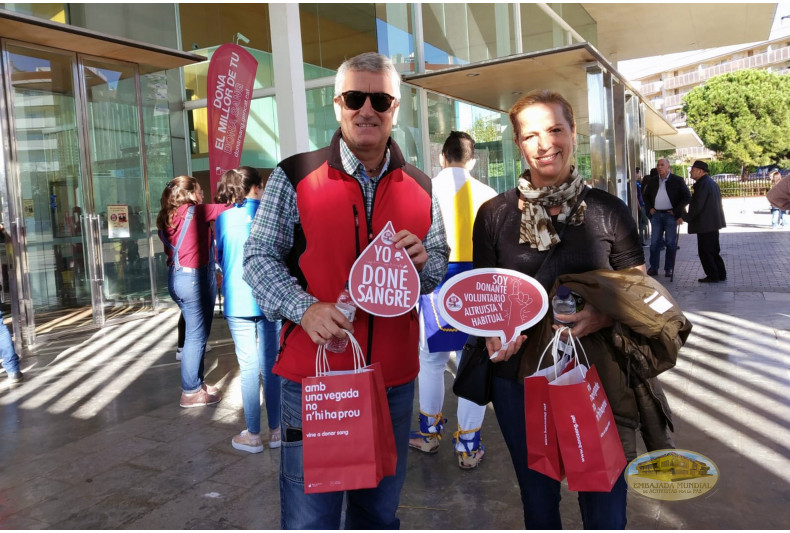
left=243, top=52, right=449, bottom=529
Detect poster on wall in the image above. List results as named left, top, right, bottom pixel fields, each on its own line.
left=107, top=204, right=130, bottom=239
left=22, top=199, right=34, bottom=217
left=207, top=43, right=258, bottom=194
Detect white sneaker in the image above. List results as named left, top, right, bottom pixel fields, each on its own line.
left=268, top=427, right=282, bottom=449
left=175, top=347, right=182, bottom=361
left=232, top=429, right=264, bottom=453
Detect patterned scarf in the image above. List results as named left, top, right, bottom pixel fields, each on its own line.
left=517, top=166, right=587, bottom=251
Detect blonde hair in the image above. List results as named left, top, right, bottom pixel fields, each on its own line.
left=156, top=175, right=199, bottom=231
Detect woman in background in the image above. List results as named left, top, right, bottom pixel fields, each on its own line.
left=215, top=167, right=282, bottom=452
left=157, top=175, right=229, bottom=408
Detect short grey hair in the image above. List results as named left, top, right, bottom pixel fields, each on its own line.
left=334, top=52, right=401, bottom=100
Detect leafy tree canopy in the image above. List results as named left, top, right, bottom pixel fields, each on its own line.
left=682, top=69, right=790, bottom=170
left=469, top=117, right=500, bottom=143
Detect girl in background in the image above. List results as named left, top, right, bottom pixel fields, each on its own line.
left=157, top=175, right=229, bottom=407
left=215, top=167, right=282, bottom=452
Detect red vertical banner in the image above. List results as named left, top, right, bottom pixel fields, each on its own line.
left=207, top=43, right=258, bottom=194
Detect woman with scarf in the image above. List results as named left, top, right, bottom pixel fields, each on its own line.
left=472, top=90, right=645, bottom=529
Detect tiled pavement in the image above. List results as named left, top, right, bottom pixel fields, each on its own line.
left=1, top=196, right=789, bottom=529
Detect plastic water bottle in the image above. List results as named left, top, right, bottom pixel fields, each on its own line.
left=552, top=285, right=577, bottom=327
left=325, top=286, right=356, bottom=353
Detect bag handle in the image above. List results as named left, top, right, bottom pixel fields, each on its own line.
left=534, top=326, right=573, bottom=380
left=534, top=326, right=592, bottom=379
left=315, top=329, right=366, bottom=376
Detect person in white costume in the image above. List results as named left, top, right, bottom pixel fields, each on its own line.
left=409, top=131, right=497, bottom=469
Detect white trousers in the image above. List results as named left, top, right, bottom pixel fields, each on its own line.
left=417, top=318, right=486, bottom=450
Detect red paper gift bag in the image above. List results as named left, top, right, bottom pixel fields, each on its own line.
left=302, top=331, right=395, bottom=494
left=549, top=360, right=626, bottom=492
left=368, top=362, right=397, bottom=478
left=525, top=327, right=575, bottom=481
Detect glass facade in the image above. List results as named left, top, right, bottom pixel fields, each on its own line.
left=0, top=3, right=67, bottom=22
left=178, top=3, right=517, bottom=181
left=6, top=44, right=89, bottom=318
left=422, top=3, right=519, bottom=68
left=376, top=3, right=414, bottom=73
left=1, top=2, right=653, bottom=347
left=300, top=3, right=378, bottom=79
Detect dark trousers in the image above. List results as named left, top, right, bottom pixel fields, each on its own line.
left=697, top=230, right=726, bottom=280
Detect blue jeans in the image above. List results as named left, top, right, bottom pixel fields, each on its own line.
left=279, top=377, right=414, bottom=529
left=492, top=376, right=627, bottom=529
left=226, top=316, right=282, bottom=434
left=771, top=207, right=785, bottom=228
left=168, top=265, right=216, bottom=392
left=649, top=212, right=678, bottom=272
left=0, top=312, right=20, bottom=375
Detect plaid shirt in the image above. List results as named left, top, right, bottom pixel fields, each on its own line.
left=243, top=136, right=449, bottom=324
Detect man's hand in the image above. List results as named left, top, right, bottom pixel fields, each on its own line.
left=392, top=230, right=427, bottom=271
left=552, top=302, right=613, bottom=339
left=301, top=302, right=354, bottom=345
left=486, top=334, right=527, bottom=363
left=676, top=217, right=684, bottom=225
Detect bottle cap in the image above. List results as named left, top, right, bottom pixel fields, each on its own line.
left=556, top=285, right=571, bottom=298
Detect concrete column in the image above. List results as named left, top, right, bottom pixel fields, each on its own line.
left=269, top=3, right=309, bottom=158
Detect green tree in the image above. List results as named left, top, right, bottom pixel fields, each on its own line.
left=469, top=117, right=500, bottom=143
left=682, top=70, right=790, bottom=173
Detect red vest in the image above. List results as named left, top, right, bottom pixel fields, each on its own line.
left=273, top=132, right=433, bottom=387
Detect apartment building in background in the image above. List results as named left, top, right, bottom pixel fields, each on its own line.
left=632, top=34, right=790, bottom=161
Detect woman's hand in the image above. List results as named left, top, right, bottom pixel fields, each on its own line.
left=486, top=334, right=527, bottom=363
left=552, top=302, right=613, bottom=338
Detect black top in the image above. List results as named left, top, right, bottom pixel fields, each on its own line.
left=686, top=175, right=726, bottom=234
left=473, top=187, right=644, bottom=291
left=641, top=172, right=691, bottom=219
left=472, top=186, right=645, bottom=379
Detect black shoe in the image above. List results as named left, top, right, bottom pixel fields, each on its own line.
left=647, top=268, right=658, bottom=276
left=698, top=277, right=718, bottom=283
left=8, top=371, right=23, bottom=384
left=664, top=270, right=673, bottom=277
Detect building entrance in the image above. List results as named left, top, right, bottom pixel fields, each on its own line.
left=1, top=41, right=157, bottom=348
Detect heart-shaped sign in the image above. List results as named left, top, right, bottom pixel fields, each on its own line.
left=349, top=221, right=421, bottom=317
left=437, top=268, right=548, bottom=345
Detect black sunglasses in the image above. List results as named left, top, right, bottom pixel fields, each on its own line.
left=341, top=91, right=395, bottom=113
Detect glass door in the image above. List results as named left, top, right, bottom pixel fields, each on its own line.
left=4, top=43, right=95, bottom=338
left=2, top=42, right=156, bottom=344
left=79, top=57, right=153, bottom=322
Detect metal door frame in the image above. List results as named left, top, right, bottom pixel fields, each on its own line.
left=0, top=38, right=157, bottom=350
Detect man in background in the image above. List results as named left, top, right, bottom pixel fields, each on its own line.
left=642, top=158, right=691, bottom=278
left=686, top=160, right=727, bottom=283
left=410, top=131, right=496, bottom=469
